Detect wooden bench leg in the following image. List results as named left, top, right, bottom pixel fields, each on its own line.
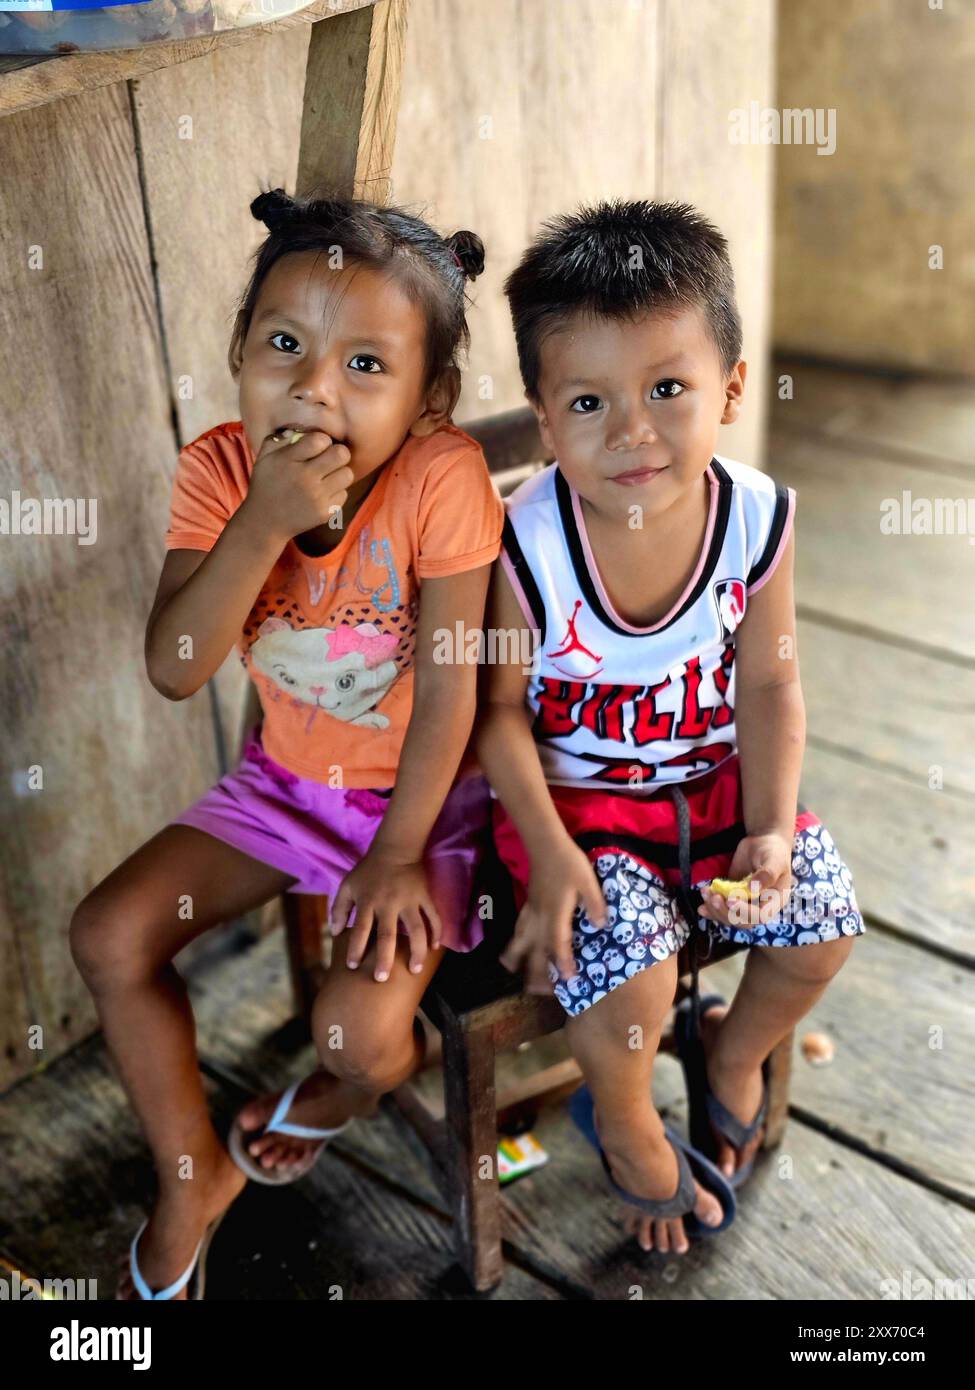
left=282, top=892, right=328, bottom=1024
left=763, top=1028, right=794, bottom=1149
left=440, top=1018, right=503, bottom=1293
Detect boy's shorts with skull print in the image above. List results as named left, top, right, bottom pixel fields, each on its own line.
left=491, top=753, right=864, bottom=1018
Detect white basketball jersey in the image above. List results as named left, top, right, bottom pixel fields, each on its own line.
left=500, top=455, right=796, bottom=791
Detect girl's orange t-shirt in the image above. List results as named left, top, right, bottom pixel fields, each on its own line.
left=164, top=420, right=504, bottom=786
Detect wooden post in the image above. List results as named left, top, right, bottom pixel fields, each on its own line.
left=764, top=1029, right=794, bottom=1149
left=440, top=1013, right=503, bottom=1293
left=296, top=0, right=409, bottom=204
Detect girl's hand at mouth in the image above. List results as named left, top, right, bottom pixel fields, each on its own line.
left=243, top=428, right=354, bottom=541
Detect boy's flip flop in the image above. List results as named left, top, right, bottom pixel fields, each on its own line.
left=228, top=1075, right=351, bottom=1186
left=569, top=1083, right=736, bottom=1240
left=121, top=1208, right=228, bottom=1301
left=674, top=992, right=770, bottom=1190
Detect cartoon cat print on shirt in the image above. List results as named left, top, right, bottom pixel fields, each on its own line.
left=249, top=617, right=401, bottom=729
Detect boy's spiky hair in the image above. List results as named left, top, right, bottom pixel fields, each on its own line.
left=503, top=198, right=742, bottom=402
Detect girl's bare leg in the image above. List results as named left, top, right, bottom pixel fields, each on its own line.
left=70, top=825, right=302, bottom=1299
left=232, top=928, right=443, bottom=1173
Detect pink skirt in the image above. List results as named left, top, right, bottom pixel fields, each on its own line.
left=171, top=721, right=491, bottom=953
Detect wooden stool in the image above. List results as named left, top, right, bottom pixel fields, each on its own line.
left=273, top=857, right=793, bottom=1293
left=389, top=847, right=794, bottom=1292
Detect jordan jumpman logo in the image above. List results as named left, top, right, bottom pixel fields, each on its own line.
left=546, top=599, right=604, bottom=676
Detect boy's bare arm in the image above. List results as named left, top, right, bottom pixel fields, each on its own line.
left=475, top=561, right=606, bottom=987
left=474, top=563, right=576, bottom=863
left=733, top=527, right=806, bottom=842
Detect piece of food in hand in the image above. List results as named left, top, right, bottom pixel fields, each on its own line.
left=801, top=1031, right=835, bottom=1066
left=708, top=875, right=760, bottom=900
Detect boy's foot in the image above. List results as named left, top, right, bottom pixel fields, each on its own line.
left=115, top=1152, right=246, bottom=1301
left=234, top=1069, right=356, bottom=1176
left=594, top=1110, right=725, bottom=1255
left=698, top=1002, right=767, bottom=1180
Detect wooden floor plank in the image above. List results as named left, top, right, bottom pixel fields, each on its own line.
left=771, top=357, right=975, bottom=475
left=203, top=1143, right=559, bottom=1300
left=800, top=743, right=973, bottom=957
left=5, top=918, right=972, bottom=1298
left=0, top=1030, right=556, bottom=1300
left=684, top=939, right=974, bottom=1201
left=193, top=928, right=975, bottom=1294
left=497, top=1063, right=975, bottom=1300
left=769, top=429, right=975, bottom=659
left=798, top=615, right=975, bottom=797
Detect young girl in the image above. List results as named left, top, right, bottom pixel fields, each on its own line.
left=70, top=189, right=504, bottom=1300
left=477, top=198, right=865, bottom=1259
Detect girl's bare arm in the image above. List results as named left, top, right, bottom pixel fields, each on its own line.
left=328, top=560, right=498, bottom=978
left=369, top=562, right=495, bottom=863
left=475, top=562, right=606, bottom=989
left=147, top=429, right=353, bottom=699
left=144, top=504, right=285, bottom=701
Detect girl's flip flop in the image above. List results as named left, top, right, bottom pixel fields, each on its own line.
left=121, top=1208, right=228, bottom=1301
left=569, top=1083, right=736, bottom=1241
left=228, top=1075, right=351, bottom=1186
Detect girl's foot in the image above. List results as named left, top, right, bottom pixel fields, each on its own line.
left=236, top=1020, right=434, bottom=1177
left=115, top=1151, right=247, bottom=1301
left=595, top=1110, right=725, bottom=1255
left=235, top=1069, right=359, bottom=1176
left=698, top=1003, right=767, bottom=1180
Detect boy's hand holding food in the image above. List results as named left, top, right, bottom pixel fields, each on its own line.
left=699, top=831, right=794, bottom=929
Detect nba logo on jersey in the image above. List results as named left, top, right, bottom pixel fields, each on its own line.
left=713, top=578, right=746, bottom=638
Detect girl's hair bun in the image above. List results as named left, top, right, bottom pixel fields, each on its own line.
left=446, top=229, right=486, bottom=282
left=251, top=188, right=299, bottom=232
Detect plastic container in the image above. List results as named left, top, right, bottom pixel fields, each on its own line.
left=0, top=0, right=318, bottom=56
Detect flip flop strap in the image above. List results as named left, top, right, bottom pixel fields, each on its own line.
left=130, top=1219, right=202, bottom=1301
left=705, top=1083, right=769, bottom=1151
left=266, top=1078, right=350, bottom=1140
left=665, top=784, right=711, bottom=1029
left=598, top=1137, right=698, bottom=1218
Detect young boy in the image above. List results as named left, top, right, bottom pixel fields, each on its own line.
left=476, top=199, right=864, bottom=1257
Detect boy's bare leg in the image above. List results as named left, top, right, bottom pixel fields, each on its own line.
left=565, top=952, right=724, bottom=1255
left=701, top=934, right=858, bottom=1178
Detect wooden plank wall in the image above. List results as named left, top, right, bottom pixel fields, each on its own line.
left=773, top=0, right=975, bottom=376
left=0, top=84, right=218, bottom=1089
left=0, top=0, right=774, bottom=1089
left=391, top=0, right=775, bottom=471
left=0, top=1, right=391, bottom=1090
